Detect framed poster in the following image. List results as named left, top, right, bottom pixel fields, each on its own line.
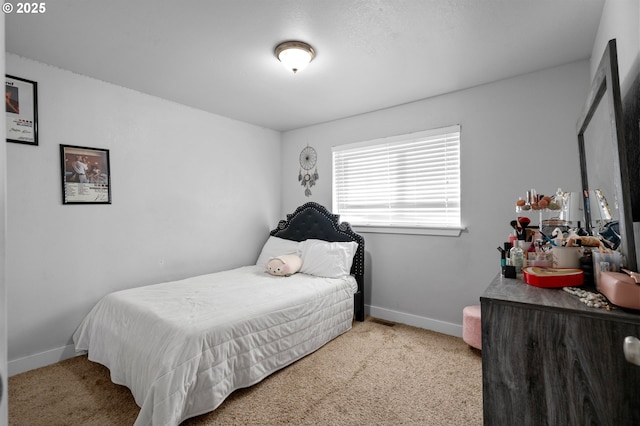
left=6, top=75, right=38, bottom=145
left=60, top=144, right=112, bottom=204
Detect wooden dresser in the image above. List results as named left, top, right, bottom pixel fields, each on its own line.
left=480, top=274, right=640, bottom=426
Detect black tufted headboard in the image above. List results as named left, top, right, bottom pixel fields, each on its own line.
left=270, top=202, right=365, bottom=322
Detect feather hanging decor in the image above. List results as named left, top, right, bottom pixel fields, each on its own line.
left=298, top=146, right=318, bottom=197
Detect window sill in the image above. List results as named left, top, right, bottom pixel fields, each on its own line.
left=351, top=225, right=465, bottom=237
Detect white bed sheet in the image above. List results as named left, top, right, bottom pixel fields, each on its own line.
left=73, top=265, right=357, bottom=426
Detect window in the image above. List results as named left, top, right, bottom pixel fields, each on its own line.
left=332, top=125, right=461, bottom=235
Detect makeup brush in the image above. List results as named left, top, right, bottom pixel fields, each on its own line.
left=517, top=216, right=531, bottom=240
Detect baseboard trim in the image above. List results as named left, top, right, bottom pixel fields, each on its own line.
left=9, top=344, right=78, bottom=377
left=366, top=305, right=463, bottom=338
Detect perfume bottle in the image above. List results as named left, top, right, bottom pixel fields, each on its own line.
left=509, top=243, right=524, bottom=274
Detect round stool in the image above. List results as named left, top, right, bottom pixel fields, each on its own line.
left=462, top=305, right=482, bottom=350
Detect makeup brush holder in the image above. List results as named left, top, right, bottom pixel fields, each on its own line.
left=550, top=246, right=584, bottom=269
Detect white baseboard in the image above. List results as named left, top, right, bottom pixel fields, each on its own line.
left=366, top=305, right=463, bottom=338
left=9, top=344, right=78, bottom=377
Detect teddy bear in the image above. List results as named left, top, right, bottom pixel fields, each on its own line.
left=265, top=254, right=303, bottom=277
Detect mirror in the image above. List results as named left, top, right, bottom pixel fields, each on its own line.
left=577, top=39, right=637, bottom=271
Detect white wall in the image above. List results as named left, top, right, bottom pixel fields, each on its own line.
left=6, top=55, right=282, bottom=375
left=591, top=0, right=639, bottom=93
left=281, top=61, right=589, bottom=335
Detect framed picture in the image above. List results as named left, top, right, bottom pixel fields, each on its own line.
left=6, top=75, right=38, bottom=145
left=60, top=144, right=112, bottom=204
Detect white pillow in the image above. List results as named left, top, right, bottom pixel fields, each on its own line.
left=299, top=239, right=358, bottom=278
left=256, top=236, right=301, bottom=266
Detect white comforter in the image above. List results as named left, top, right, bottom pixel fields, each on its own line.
left=73, top=265, right=357, bottom=426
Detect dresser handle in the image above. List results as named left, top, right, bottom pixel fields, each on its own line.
left=624, top=336, right=640, bottom=366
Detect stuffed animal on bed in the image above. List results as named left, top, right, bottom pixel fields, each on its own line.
left=265, top=254, right=303, bottom=277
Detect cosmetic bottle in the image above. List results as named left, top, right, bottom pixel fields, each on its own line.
left=509, top=243, right=524, bottom=275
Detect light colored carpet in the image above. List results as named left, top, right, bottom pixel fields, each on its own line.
left=9, top=317, right=483, bottom=425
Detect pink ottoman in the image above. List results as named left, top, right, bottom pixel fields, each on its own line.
left=463, top=305, right=482, bottom=350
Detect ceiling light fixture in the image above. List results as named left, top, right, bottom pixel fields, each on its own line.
left=274, top=41, right=315, bottom=74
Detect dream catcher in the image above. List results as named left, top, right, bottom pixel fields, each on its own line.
left=298, top=145, right=319, bottom=197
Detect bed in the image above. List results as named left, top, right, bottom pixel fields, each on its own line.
left=73, top=202, right=365, bottom=426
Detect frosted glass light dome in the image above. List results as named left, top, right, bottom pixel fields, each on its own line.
left=275, top=41, right=315, bottom=74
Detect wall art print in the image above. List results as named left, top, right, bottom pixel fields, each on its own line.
left=60, top=144, right=111, bottom=204
left=6, top=74, right=38, bottom=145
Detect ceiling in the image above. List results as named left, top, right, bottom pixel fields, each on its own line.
left=5, top=0, right=605, bottom=132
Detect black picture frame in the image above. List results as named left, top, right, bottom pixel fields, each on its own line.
left=6, top=74, right=38, bottom=145
left=60, top=144, right=112, bottom=204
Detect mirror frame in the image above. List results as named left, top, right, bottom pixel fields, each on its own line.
left=577, top=39, right=637, bottom=271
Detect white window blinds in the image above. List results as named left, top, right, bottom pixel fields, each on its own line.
left=332, top=125, right=461, bottom=229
